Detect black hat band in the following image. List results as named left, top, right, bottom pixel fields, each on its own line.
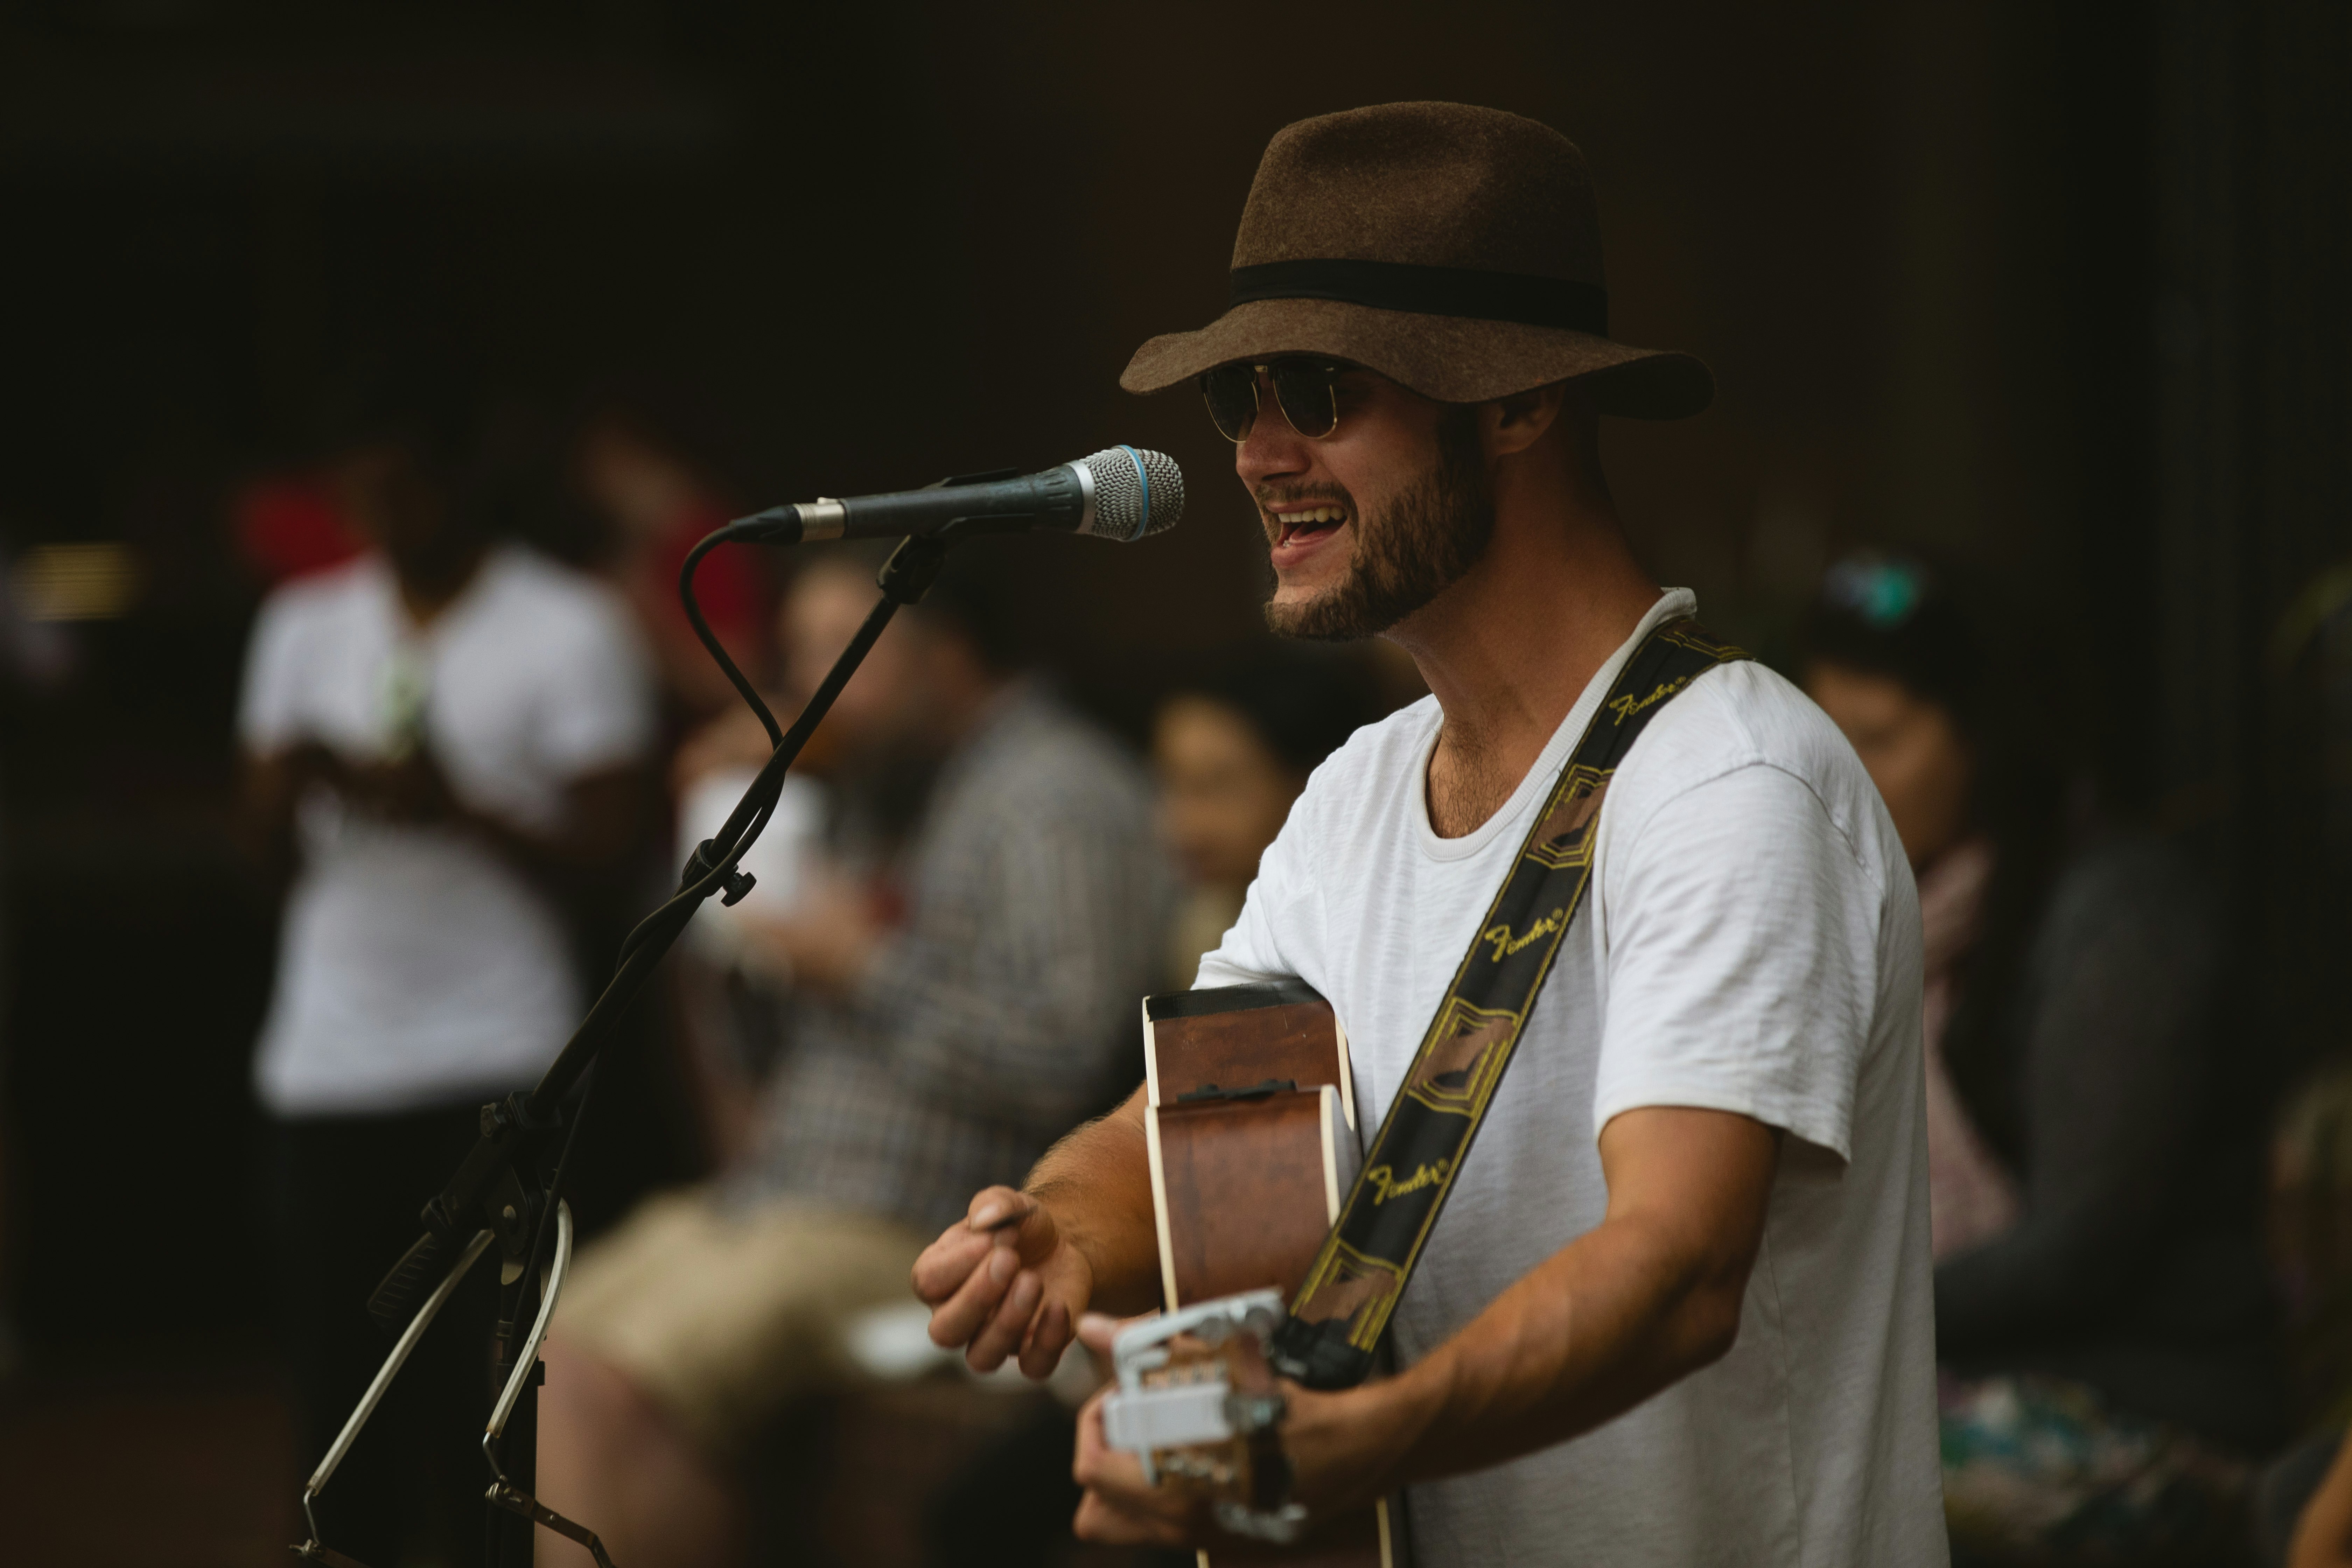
left=1227, top=258, right=1609, bottom=336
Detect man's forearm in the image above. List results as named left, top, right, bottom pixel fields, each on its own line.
left=1286, top=1108, right=1776, bottom=1508
left=1026, top=1089, right=1163, bottom=1317
left=1372, top=1212, right=1744, bottom=1486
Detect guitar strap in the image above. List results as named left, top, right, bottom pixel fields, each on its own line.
left=1270, top=617, right=1749, bottom=1391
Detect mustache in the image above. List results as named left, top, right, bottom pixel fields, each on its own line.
left=1252, top=482, right=1352, bottom=507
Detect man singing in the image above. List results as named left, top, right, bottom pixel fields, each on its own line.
left=916, top=103, right=1946, bottom=1564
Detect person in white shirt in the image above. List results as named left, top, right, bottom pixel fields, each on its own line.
left=239, top=402, right=656, bottom=1568
left=914, top=104, right=1946, bottom=1565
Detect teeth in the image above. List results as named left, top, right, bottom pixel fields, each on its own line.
left=1281, top=505, right=1343, bottom=526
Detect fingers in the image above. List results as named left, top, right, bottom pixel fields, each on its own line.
left=909, top=1230, right=990, bottom=1304
left=1017, top=1296, right=1072, bottom=1381
left=925, top=1235, right=1020, bottom=1349
left=914, top=1186, right=1042, bottom=1345
left=1071, top=1392, right=1196, bottom=1546
left=965, top=1186, right=1024, bottom=1231
left=964, top=1187, right=1065, bottom=1271
left=1075, top=1310, right=1126, bottom=1356
left=965, top=1255, right=1043, bottom=1371
left=1076, top=1310, right=1119, bottom=1380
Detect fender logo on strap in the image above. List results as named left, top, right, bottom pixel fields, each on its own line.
left=1483, top=907, right=1567, bottom=962
left=1367, top=1158, right=1453, bottom=1205
left=1606, top=674, right=1694, bottom=726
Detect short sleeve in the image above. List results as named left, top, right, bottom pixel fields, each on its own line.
left=1194, top=808, right=1309, bottom=990
left=533, top=593, right=658, bottom=776
left=237, top=590, right=312, bottom=754
left=1592, top=763, right=1882, bottom=1162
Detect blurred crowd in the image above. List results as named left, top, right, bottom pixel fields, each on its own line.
left=35, top=370, right=2349, bottom=1568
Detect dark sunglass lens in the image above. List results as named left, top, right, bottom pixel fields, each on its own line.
left=1200, top=366, right=1259, bottom=442
left=1268, top=362, right=1340, bottom=438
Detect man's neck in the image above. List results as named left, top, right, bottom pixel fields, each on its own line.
left=1388, top=498, right=1659, bottom=840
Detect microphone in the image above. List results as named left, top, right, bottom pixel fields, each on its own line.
left=736, top=445, right=1184, bottom=546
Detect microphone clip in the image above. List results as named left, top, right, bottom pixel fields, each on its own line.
left=681, top=836, right=758, bottom=906
left=876, top=533, right=950, bottom=605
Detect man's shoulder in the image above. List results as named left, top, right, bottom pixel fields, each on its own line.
left=1286, top=693, right=1440, bottom=823
left=1614, top=658, right=1884, bottom=852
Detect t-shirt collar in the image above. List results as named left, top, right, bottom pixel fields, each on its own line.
left=1411, top=587, right=1699, bottom=862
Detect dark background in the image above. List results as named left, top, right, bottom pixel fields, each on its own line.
left=0, top=0, right=2344, bottom=1559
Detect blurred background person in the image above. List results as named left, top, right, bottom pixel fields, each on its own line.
left=1151, top=647, right=1382, bottom=989
left=537, top=545, right=1172, bottom=1568
left=2265, top=1055, right=2352, bottom=1563
left=2286, top=1424, right=2352, bottom=1566
left=575, top=389, right=773, bottom=723
left=238, top=385, right=657, bottom=1566
left=1799, top=552, right=2284, bottom=1565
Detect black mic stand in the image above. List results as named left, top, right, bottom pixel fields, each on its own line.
left=294, top=531, right=955, bottom=1568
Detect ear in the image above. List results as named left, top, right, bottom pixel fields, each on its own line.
left=1478, top=382, right=1567, bottom=458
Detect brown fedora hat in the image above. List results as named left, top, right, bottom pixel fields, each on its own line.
left=1121, top=102, right=1712, bottom=420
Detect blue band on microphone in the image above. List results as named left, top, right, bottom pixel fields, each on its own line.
left=1119, top=444, right=1148, bottom=533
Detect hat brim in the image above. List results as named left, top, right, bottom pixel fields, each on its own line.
left=1119, top=297, right=1713, bottom=420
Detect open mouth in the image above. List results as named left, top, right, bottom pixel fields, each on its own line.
left=1267, top=502, right=1349, bottom=549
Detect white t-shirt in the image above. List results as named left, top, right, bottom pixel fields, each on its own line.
left=239, top=546, right=656, bottom=1117
left=1198, top=589, right=1947, bottom=1567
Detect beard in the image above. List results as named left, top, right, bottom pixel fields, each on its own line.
left=1262, top=408, right=1495, bottom=642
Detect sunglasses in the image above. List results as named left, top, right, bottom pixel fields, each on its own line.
left=1199, top=359, right=1350, bottom=443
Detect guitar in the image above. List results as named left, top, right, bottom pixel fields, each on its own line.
left=1105, top=980, right=1404, bottom=1567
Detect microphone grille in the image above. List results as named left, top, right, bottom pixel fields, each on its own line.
left=1077, top=447, right=1185, bottom=542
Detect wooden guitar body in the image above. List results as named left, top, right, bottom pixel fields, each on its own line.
left=1139, top=981, right=1404, bottom=1568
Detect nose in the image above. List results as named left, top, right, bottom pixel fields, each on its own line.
left=1234, top=374, right=1314, bottom=490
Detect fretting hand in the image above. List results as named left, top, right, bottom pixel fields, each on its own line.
left=1067, top=1311, right=1392, bottom=1547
